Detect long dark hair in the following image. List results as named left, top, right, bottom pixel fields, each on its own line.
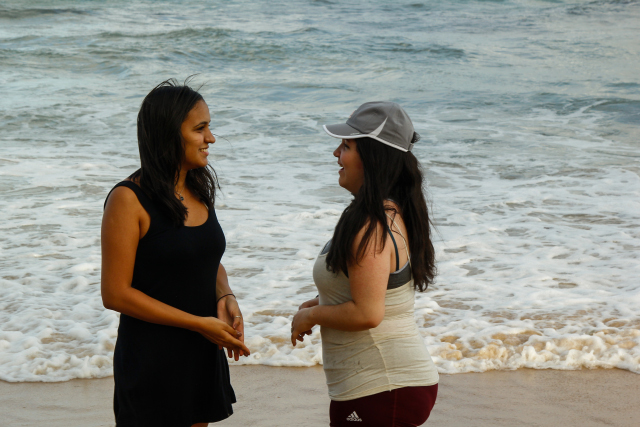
left=326, top=136, right=436, bottom=291
left=130, top=78, right=219, bottom=226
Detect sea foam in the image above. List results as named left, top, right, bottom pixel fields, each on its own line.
left=1, top=0, right=639, bottom=381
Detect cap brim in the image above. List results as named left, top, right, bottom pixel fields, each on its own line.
left=323, top=123, right=368, bottom=139
left=323, top=123, right=411, bottom=152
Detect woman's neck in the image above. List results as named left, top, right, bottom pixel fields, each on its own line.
left=176, top=170, right=187, bottom=190
left=176, top=170, right=188, bottom=194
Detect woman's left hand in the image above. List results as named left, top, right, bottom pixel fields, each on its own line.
left=217, top=295, right=246, bottom=361
left=291, top=308, right=316, bottom=346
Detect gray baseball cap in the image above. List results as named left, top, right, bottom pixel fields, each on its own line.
left=323, top=101, right=417, bottom=152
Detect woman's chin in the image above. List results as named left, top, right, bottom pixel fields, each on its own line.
left=191, top=161, right=209, bottom=170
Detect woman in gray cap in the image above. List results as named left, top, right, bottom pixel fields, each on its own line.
left=291, top=102, right=439, bottom=426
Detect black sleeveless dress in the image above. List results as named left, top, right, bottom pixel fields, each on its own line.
left=105, top=181, right=235, bottom=427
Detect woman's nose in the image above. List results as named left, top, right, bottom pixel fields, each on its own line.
left=206, top=130, right=216, bottom=144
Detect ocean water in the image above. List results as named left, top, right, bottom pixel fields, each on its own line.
left=0, top=0, right=638, bottom=382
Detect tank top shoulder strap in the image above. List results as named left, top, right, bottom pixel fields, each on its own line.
left=385, top=213, right=411, bottom=265
left=387, top=227, right=400, bottom=272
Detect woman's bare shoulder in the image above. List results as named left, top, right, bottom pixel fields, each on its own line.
left=383, top=198, right=400, bottom=209
left=351, top=218, right=388, bottom=258
left=383, top=200, right=409, bottom=238
left=104, top=180, right=143, bottom=214
left=384, top=200, right=404, bottom=221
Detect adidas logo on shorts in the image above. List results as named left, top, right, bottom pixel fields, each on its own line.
left=346, top=411, right=362, bottom=422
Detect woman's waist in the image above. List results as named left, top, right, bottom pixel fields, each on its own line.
left=320, top=315, right=421, bottom=347
left=128, top=280, right=217, bottom=317
left=322, top=331, right=435, bottom=374
left=318, top=283, right=415, bottom=308
left=117, top=314, right=204, bottom=340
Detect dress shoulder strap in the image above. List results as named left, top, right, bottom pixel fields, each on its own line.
left=104, top=181, right=157, bottom=217
left=104, top=181, right=173, bottom=240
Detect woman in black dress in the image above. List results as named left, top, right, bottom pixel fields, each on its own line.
left=101, top=79, right=250, bottom=427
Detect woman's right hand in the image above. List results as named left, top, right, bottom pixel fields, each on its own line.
left=194, top=316, right=250, bottom=357
left=298, top=297, right=319, bottom=311
left=295, top=297, right=319, bottom=338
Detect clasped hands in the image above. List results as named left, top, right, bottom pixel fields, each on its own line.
left=211, top=294, right=250, bottom=361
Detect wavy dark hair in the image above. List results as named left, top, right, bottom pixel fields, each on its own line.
left=129, top=78, right=219, bottom=226
left=325, top=135, right=436, bottom=291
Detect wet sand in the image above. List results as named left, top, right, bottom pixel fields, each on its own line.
left=1, top=366, right=638, bottom=426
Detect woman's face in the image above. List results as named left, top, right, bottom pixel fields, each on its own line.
left=181, top=99, right=215, bottom=170
left=333, top=139, right=364, bottom=194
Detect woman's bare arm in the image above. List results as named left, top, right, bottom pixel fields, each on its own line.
left=215, top=264, right=246, bottom=360
left=291, top=222, right=390, bottom=344
left=101, top=186, right=249, bottom=354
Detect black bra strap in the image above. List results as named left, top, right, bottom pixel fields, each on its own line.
left=387, top=227, right=399, bottom=272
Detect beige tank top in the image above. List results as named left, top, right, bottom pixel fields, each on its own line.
left=314, top=217, right=439, bottom=401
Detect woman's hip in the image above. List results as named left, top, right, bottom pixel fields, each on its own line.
left=329, top=384, right=438, bottom=427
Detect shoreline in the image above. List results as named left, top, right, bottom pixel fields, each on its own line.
left=1, top=366, right=638, bottom=426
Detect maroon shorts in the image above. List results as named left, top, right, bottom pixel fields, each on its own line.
left=329, top=384, right=438, bottom=427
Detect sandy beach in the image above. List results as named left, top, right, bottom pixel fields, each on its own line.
left=2, top=2, right=639, bottom=426
left=1, top=366, right=637, bottom=427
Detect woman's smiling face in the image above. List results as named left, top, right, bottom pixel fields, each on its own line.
left=333, top=139, right=364, bottom=194
left=181, top=99, right=215, bottom=170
